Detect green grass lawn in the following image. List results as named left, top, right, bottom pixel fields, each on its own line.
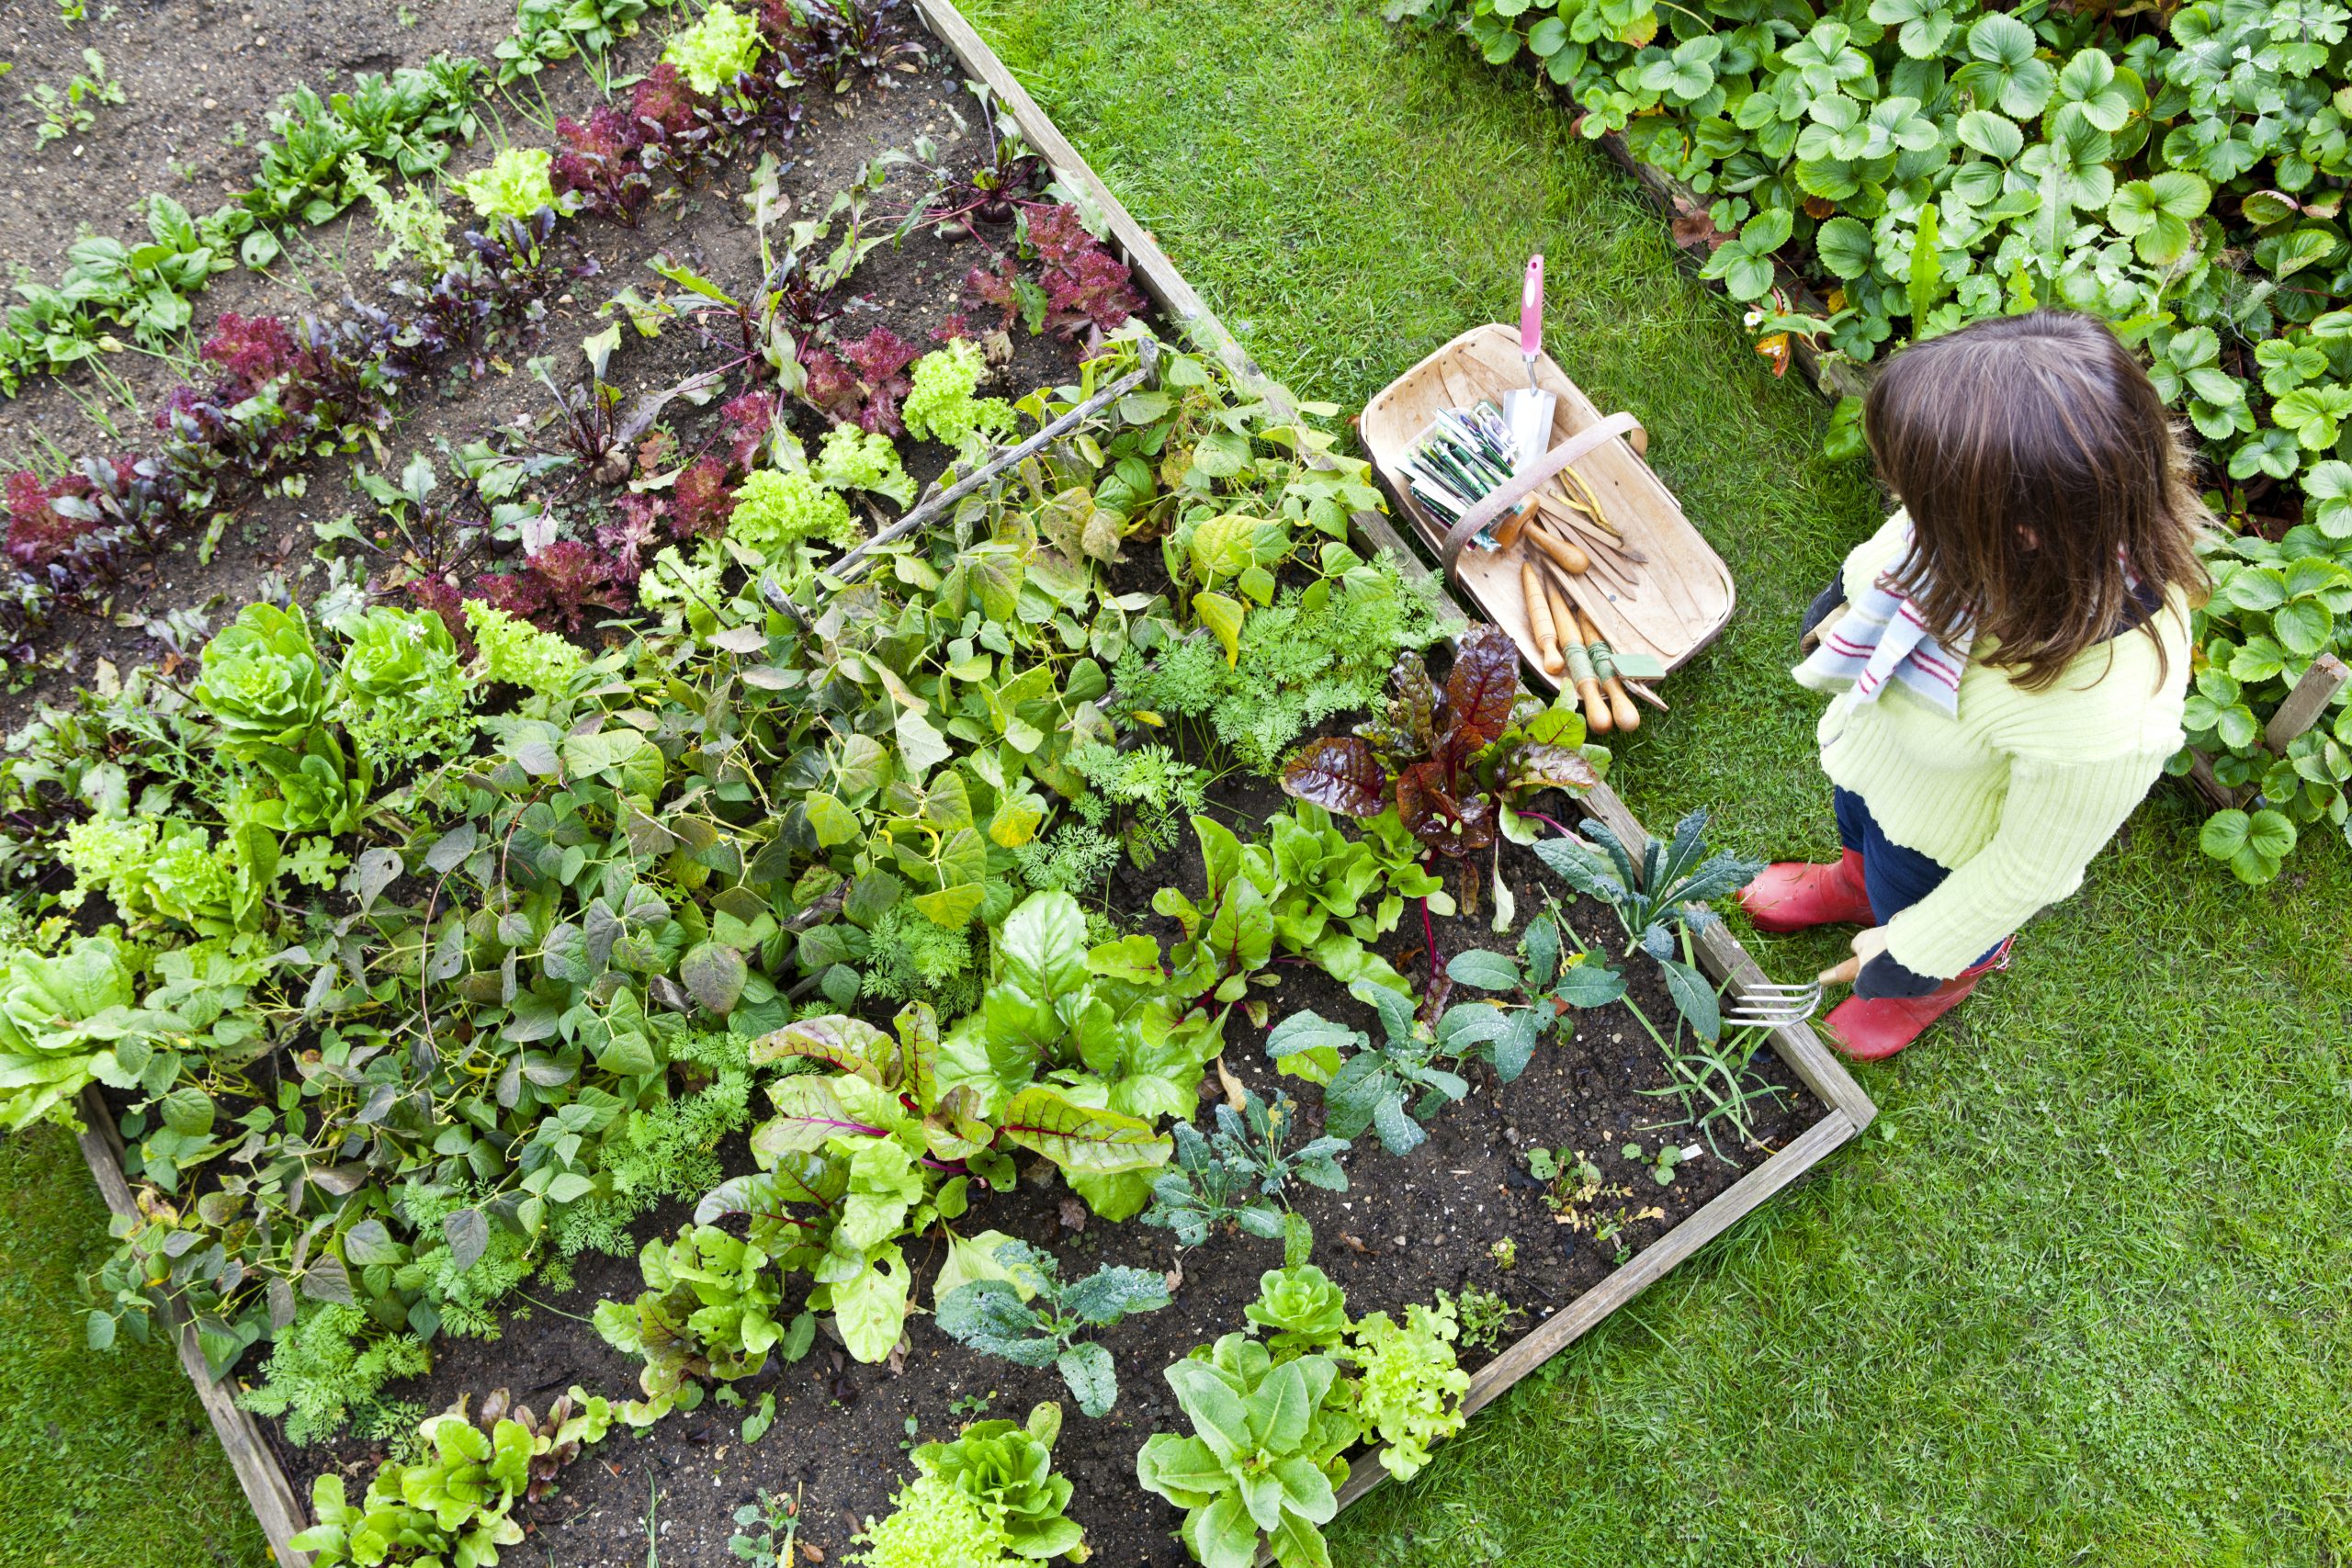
left=959, top=2, right=2351, bottom=1562
left=0, top=1126, right=265, bottom=1567
left=3, top=2, right=2346, bottom=1563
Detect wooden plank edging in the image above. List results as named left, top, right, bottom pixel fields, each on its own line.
left=1324, top=1108, right=1857, bottom=1515
left=72, top=1089, right=314, bottom=1568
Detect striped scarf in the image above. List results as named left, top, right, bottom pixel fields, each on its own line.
left=1794, top=519, right=1972, bottom=717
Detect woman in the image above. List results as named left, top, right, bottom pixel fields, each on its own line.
left=1739, top=310, right=2208, bottom=1059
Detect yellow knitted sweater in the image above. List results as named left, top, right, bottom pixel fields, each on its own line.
left=1800, top=513, right=2191, bottom=978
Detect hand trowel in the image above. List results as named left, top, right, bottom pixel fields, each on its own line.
left=1503, top=254, right=1555, bottom=475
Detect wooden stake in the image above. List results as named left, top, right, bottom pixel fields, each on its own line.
left=2265, top=652, right=2348, bottom=753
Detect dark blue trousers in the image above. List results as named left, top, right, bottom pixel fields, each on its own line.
left=1831, top=786, right=2005, bottom=993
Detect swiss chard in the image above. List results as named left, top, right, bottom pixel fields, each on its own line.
left=1283, top=626, right=1600, bottom=911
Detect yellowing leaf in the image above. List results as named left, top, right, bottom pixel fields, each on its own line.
left=1193, top=592, right=1246, bottom=666
left=989, top=791, right=1047, bottom=849
left=913, top=882, right=986, bottom=927
left=805, top=792, right=859, bottom=848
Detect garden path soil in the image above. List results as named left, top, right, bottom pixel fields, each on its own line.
left=295, top=783, right=1823, bottom=1568
left=2, top=0, right=539, bottom=456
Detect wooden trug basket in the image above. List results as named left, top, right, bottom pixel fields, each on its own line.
left=1359, top=323, right=1736, bottom=689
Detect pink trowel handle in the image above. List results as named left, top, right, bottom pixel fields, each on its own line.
left=1519, top=255, right=1545, bottom=367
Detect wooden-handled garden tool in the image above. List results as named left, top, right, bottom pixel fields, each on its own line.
left=1572, top=606, right=1641, bottom=731
left=1522, top=560, right=1564, bottom=678
left=1548, top=579, right=1612, bottom=734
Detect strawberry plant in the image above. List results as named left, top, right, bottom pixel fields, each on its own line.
left=1400, top=0, right=2352, bottom=877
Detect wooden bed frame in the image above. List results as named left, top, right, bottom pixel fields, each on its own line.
left=67, top=7, right=1878, bottom=1561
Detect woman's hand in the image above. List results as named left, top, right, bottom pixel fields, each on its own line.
left=1818, top=925, right=1890, bottom=988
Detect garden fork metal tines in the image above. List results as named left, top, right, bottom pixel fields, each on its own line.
left=1725, top=974, right=1825, bottom=1028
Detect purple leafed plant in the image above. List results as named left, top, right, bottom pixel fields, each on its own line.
left=494, top=540, right=634, bottom=632
left=670, top=457, right=737, bottom=541
left=553, top=107, right=652, bottom=227
left=1282, top=626, right=1600, bottom=913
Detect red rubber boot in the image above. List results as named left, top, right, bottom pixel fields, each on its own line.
left=1736, top=849, right=1874, bottom=933
left=1820, top=942, right=2013, bottom=1061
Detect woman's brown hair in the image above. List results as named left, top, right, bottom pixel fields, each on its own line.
left=1862, top=309, right=2211, bottom=690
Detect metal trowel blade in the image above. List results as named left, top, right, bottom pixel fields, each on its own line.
left=1501, top=384, right=1555, bottom=478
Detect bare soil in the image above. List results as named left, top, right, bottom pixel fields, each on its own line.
left=0, top=12, right=1054, bottom=729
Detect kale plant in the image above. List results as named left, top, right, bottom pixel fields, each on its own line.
left=1263, top=986, right=1469, bottom=1157
left=1142, top=1089, right=1349, bottom=1249
left=1533, top=810, right=1760, bottom=1042
left=934, top=1239, right=1172, bottom=1418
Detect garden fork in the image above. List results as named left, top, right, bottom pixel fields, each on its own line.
left=1725, top=955, right=1860, bottom=1028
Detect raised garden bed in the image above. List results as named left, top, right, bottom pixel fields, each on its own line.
left=22, top=5, right=1875, bottom=1566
